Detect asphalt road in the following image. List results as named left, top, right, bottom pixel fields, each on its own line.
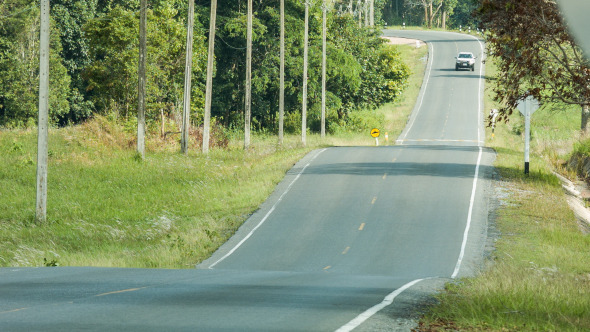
left=0, top=31, right=495, bottom=331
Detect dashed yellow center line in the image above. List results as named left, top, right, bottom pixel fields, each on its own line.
left=342, top=246, right=350, bottom=255
left=371, top=197, right=377, bottom=205
left=1, top=307, right=29, bottom=314
left=382, top=173, right=387, bottom=180
left=323, top=265, right=331, bottom=270
left=359, top=223, right=366, bottom=231
left=96, top=287, right=146, bottom=297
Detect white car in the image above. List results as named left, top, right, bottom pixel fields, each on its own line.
left=455, top=52, right=475, bottom=71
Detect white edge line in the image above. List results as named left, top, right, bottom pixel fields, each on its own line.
left=451, top=146, right=483, bottom=279
left=398, top=42, right=434, bottom=145
left=463, top=34, right=486, bottom=145
left=208, top=148, right=327, bottom=269
left=335, top=278, right=427, bottom=332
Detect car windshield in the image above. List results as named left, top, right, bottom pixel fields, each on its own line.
left=458, top=54, right=473, bottom=58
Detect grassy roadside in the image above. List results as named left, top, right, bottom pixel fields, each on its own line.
left=0, top=43, right=426, bottom=269
left=417, top=57, right=590, bottom=331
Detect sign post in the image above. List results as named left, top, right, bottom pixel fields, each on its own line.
left=370, top=128, right=380, bottom=146
left=517, top=96, right=539, bottom=174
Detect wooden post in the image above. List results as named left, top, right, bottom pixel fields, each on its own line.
left=181, top=0, right=194, bottom=154
left=36, top=0, right=50, bottom=223
left=321, top=0, right=327, bottom=138
left=137, top=0, right=147, bottom=159
left=279, top=0, right=285, bottom=145
left=244, top=0, right=252, bottom=149
left=203, top=0, right=217, bottom=153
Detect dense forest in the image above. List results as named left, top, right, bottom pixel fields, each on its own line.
left=0, top=0, right=478, bottom=135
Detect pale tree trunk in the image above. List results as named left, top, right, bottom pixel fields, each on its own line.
left=370, top=0, right=374, bottom=27
left=279, top=0, right=285, bottom=145
left=244, top=0, right=252, bottom=149
left=582, top=104, right=590, bottom=134
left=203, top=0, right=217, bottom=153
left=321, top=0, right=326, bottom=138
left=36, top=0, right=50, bottom=223
left=137, top=0, right=147, bottom=158
left=442, top=10, right=446, bottom=30
left=302, top=0, right=309, bottom=146
left=181, top=0, right=194, bottom=154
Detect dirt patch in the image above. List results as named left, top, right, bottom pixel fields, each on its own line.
left=382, top=36, right=425, bottom=47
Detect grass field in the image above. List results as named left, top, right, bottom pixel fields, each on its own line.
left=417, top=56, right=590, bottom=331
left=0, top=43, right=427, bottom=269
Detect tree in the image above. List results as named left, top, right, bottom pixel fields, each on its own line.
left=479, top=0, right=590, bottom=132
left=0, top=0, right=70, bottom=128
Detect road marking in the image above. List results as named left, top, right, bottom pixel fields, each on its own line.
left=371, top=197, right=377, bottom=205
left=396, top=139, right=484, bottom=144
left=0, top=307, right=29, bottom=314
left=397, top=42, right=434, bottom=145
left=342, top=246, right=350, bottom=255
left=382, top=173, right=387, bottom=180
left=335, top=278, right=427, bottom=332
left=359, top=223, right=365, bottom=230
left=208, top=149, right=327, bottom=269
left=392, top=157, right=397, bottom=163
left=96, top=287, right=145, bottom=297
left=323, top=265, right=331, bottom=270
left=452, top=146, right=483, bottom=279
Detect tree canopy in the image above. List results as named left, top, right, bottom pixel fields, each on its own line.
left=479, top=0, right=590, bottom=129
left=0, top=0, right=413, bottom=137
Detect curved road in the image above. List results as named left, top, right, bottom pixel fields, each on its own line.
left=0, top=31, right=495, bottom=331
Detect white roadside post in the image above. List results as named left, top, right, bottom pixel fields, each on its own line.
left=517, top=96, right=540, bottom=174
left=371, top=128, right=380, bottom=146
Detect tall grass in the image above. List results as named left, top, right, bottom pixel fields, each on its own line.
left=418, top=56, right=590, bottom=331
left=0, top=44, right=427, bottom=268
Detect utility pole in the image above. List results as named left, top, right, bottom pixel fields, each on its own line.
left=137, top=0, right=147, bottom=159
left=203, top=0, right=217, bottom=153
left=302, top=0, right=310, bottom=146
left=321, top=0, right=327, bottom=138
left=279, top=0, right=285, bottom=145
left=181, top=0, right=194, bottom=154
left=244, top=0, right=252, bottom=149
left=36, top=0, right=50, bottom=223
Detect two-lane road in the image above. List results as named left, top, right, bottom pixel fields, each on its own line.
left=0, top=31, right=495, bottom=331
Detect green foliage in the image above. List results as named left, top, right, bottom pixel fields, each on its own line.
left=0, top=0, right=71, bottom=128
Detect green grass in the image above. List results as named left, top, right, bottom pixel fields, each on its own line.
left=0, top=43, right=428, bottom=269
left=417, top=57, right=590, bottom=331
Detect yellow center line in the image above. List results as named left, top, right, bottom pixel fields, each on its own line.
left=359, top=223, right=365, bottom=231
left=382, top=173, right=387, bottom=180
left=1, top=307, right=29, bottom=314
left=342, top=246, right=350, bottom=255
left=96, top=287, right=147, bottom=297
left=323, top=266, right=331, bottom=270
left=371, top=197, right=377, bottom=205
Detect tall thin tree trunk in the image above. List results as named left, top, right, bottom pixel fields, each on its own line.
left=370, top=0, right=374, bottom=27
left=244, top=0, right=252, bottom=149
left=582, top=104, right=590, bottom=134
left=358, top=0, right=362, bottom=28
left=36, top=0, right=50, bottom=223
left=321, top=0, right=327, bottom=138
left=302, top=0, right=309, bottom=146
left=279, top=0, right=285, bottom=145
left=442, top=10, right=446, bottom=30
left=137, top=0, right=147, bottom=158
left=203, top=0, right=217, bottom=153
left=181, top=0, right=194, bottom=154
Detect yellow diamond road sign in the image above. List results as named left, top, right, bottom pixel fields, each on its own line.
left=370, top=128, right=380, bottom=138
